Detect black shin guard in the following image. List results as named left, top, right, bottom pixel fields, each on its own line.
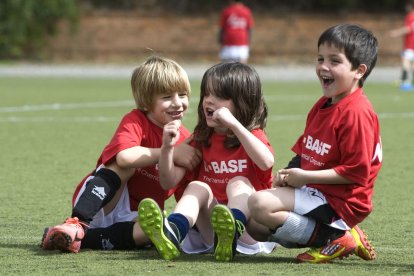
left=72, top=168, right=121, bottom=223
left=81, top=222, right=136, bottom=250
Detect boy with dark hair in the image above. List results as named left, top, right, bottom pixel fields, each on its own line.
left=248, top=24, right=382, bottom=263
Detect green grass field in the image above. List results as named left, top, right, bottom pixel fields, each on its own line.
left=1, top=74, right=413, bottom=275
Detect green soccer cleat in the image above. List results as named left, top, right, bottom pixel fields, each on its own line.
left=138, top=198, right=181, bottom=260
left=211, top=204, right=244, bottom=262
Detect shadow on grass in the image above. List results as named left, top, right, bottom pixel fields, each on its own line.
left=129, top=248, right=298, bottom=264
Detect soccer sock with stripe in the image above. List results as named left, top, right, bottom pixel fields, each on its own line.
left=81, top=221, right=136, bottom=250
left=167, top=213, right=190, bottom=242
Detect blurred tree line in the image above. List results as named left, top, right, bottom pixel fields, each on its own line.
left=86, top=0, right=408, bottom=13
left=0, top=0, right=408, bottom=59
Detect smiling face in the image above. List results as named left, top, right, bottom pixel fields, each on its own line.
left=146, top=91, right=189, bottom=127
left=316, top=43, right=366, bottom=104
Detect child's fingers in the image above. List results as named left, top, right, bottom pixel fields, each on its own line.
left=278, top=168, right=290, bottom=175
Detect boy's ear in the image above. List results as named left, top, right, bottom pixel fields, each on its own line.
left=355, top=64, right=367, bottom=80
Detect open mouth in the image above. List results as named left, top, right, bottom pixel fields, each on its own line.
left=168, top=111, right=182, bottom=116
left=167, top=110, right=183, bottom=119
left=205, top=107, right=214, bottom=117
left=321, top=76, right=334, bottom=86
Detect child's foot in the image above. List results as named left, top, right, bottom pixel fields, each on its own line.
left=40, top=217, right=86, bottom=253
left=350, top=225, right=376, bottom=261
left=400, top=82, right=413, bottom=91
left=138, top=198, right=181, bottom=260
left=296, top=230, right=356, bottom=263
left=211, top=205, right=244, bottom=262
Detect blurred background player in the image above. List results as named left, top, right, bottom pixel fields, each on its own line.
left=389, top=0, right=414, bottom=91
left=218, top=0, right=254, bottom=63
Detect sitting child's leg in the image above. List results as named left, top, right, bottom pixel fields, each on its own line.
left=41, top=168, right=122, bottom=253
left=138, top=181, right=214, bottom=260
left=210, top=177, right=252, bottom=262
left=138, top=198, right=181, bottom=260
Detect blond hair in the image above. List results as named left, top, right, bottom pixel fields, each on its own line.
left=131, top=56, right=191, bottom=111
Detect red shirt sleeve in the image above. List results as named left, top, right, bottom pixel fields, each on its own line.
left=100, top=110, right=145, bottom=165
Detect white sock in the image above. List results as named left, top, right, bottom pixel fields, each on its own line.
left=268, top=212, right=315, bottom=246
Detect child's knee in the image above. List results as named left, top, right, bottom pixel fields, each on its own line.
left=248, top=191, right=265, bottom=214
left=226, top=176, right=252, bottom=194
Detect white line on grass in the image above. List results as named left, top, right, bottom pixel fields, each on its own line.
left=1, top=112, right=414, bottom=123
left=0, top=116, right=120, bottom=123
left=1, top=101, right=414, bottom=122
left=0, top=100, right=133, bottom=113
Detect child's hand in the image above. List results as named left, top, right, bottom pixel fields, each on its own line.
left=212, top=107, right=237, bottom=128
left=162, top=120, right=181, bottom=148
left=273, top=171, right=288, bottom=187
left=275, top=168, right=308, bottom=188
left=174, top=135, right=202, bottom=170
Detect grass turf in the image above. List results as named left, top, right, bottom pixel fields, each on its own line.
left=0, top=76, right=413, bottom=275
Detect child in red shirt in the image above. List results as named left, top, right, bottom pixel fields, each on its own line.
left=138, top=62, right=276, bottom=261
left=248, top=24, right=382, bottom=264
left=41, top=56, right=201, bottom=253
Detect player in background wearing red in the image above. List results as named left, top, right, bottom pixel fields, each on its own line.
left=41, top=56, right=201, bottom=253
left=138, top=62, right=277, bottom=261
left=389, top=0, right=414, bottom=91
left=218, top=0, right=254, bottom=63
left=248, top=24, right=382, bottom=263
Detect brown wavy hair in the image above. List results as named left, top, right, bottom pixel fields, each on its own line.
left=194, top=62, right=268, bottom=148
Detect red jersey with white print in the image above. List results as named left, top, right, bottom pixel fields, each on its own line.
left=220, top=3, right=254, bottom=46
left=404, top=11, right=414, bottom=50
left=183, top=129, right=273, bottom=204
left=72, top=109, right=191, bottom=210
left=292, top=88, right=382, bottom=227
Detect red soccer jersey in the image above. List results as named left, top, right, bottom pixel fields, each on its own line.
left=220, top=3, right=254, bottom=46
left=179, top=129, right=273, bottom=204
left=292, top=88, right=382, bottom=227
left=404, top=11, right=414, bottom=50
left=72, top=109, right=191, bottom=210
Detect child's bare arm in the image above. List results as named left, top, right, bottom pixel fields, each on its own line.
left=389, top=26, right=411, bottom=37
left=115, top=146, right=162, bottom=169
left=214, top=107, right=274, bottom=170
left=159, top=120, right=186, bottom=190
left=277, top=168, right=352, bottom=188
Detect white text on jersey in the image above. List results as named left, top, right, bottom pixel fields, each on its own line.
left=204, top=159, right=248, bottom=174
left=304, top=135, right=331, bottom=156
